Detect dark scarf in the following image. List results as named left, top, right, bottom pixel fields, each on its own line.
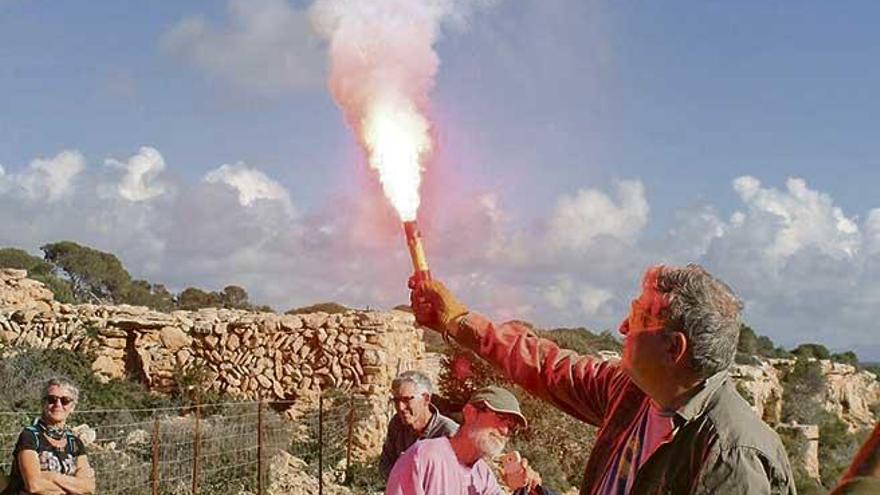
left=35, top=417, right=69, bottom=441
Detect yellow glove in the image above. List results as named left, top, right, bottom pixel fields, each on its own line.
left=410, top=279, right=468, bottom=334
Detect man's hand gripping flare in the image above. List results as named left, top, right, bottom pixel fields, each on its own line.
left=409, top=279, right=469, bottom=338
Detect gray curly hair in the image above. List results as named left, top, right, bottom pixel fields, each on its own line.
left=43, top=376, right=80, bottom=403
left=391, top=370, right=434, bottom=396
left=654, top=264, right=744, bottom=377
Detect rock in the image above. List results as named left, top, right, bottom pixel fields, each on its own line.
left=280, top=315, right=303, bottom=331
left=226, top=333, right=240, bottom=351
left=102, top=337, right=127, bottom=350
left=731, top=362, right=784, bottom=425
left=160, top=326, right=191, bottom=351
left=273, top=380, right=286, bottom=399
left=125, top=429, right=150, bottom=446
left=0, top=268, right=27, bottom=280
left=301, top=312, right=329, bottom=329
left=91, top=355, right=124, bottom=381
left=71, top=424, right=97, bottom=446
left=267, top=451, right=353, bottom=495
left=176, top=349, right=192, bottom=367
left=257, top=374, right=273, bottom=389
left=213, top=322, right=227, bottom=335
left=777, top=423, right=820, bottom=481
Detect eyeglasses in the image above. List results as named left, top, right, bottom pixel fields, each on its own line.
left=44, top=395, right=74, bottom=406
left=390, top=395, right=416, bottom=405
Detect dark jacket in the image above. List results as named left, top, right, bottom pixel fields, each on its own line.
left=379, top=404, right=459, bottom=480
left=453, top=313, right=797, bottom=495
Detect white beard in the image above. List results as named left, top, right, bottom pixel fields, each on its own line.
left=473, top=430, right=506, bottom=459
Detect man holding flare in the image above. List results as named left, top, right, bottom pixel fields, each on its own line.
left=410, top=264, right=796, bottom=494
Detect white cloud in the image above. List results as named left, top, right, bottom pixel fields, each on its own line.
left=161, top=0, right=324, bottom=94
left=104, top=146, right=167, bottom=202
left=202, top=162, right=293, bottom=211
left=579, top=285, right=614, bottom=317
left=541, top=275, right=613, bottom=318
left=731, top=176, right=860, bottom=262
left=2, top=152, right=878, bottom=359
left=546, top=180, right=648, bottom=252
left=9, top=150, right=85, bottom=202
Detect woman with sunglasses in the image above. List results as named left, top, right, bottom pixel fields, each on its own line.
left=2, top=377, right=95, bottom=495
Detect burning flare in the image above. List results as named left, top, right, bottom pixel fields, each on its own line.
left=362, top=98, right=431, bottom=222
left=311, top=0, right=487, bottom=281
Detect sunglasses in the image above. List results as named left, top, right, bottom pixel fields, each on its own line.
left=475, top=404, right=521, bottom=433
left=44, top=395, right=74, bottom=406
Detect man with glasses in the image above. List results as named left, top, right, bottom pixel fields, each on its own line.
left=385, top=385, right=526, bottom=495
left=410, top=265, right=796, bottom=494
left=379, top=370, right=459, bottom=481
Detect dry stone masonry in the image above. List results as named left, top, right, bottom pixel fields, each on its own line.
left=0, top=268, right=426, bottom=458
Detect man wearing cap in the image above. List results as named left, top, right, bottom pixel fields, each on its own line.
left=379, top=370, right=459, bottom=481
left=410, top=264, right=796, bottom=494
left=385, top=385, right=527, bottom=495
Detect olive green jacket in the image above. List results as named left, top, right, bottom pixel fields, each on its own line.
left=454, top=313, right=797, bottom=495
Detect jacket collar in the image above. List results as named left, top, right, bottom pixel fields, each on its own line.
left=674, top=370, right=729, bottom=423
left=416, top=404, right=441, bottom=438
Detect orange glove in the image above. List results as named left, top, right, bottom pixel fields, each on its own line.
left=409, top=279, right=468, bottom=334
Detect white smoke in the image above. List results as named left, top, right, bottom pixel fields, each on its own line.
left=309, top=0, right=498, bottom=219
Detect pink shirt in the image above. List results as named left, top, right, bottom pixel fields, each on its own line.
left=385, top=437, right=502, bottom=495
left=596, top=401, right=675, bottom=494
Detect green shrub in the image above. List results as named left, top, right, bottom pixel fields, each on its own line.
left=536, top=327, right=621, bottom=355
left=286, top=302, right=351, bottom=315
left=781, top=358, right=825, bottom=424
left=777, top=428, right=824, bottom=495
left=0, top=348, right=178, bottom=420
left=791, top=344, right=831, bottom=360
left=818, top=413, right=869, bottom=490
left=830, top=351, right=859, bottom=367
left=344, top=458, right=385, bottom=493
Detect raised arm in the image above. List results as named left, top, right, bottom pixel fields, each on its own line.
left=412, top=280, right=627, bottom=426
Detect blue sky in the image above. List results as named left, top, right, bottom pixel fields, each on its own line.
left=2, top=1, right=879, bottom=360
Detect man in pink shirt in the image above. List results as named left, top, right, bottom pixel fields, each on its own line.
left=385, top=386, right=527, bottom=495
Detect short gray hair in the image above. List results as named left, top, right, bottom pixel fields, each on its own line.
left=43, top=377, right=80, bottom=403
left=655, top=264, right=743, bottom=377
left=392, top=370, right=433, bottom=396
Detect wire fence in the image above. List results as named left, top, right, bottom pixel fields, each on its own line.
left=0, top=394, right=381, bottom=495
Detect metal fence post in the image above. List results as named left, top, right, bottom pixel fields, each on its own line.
left=151, top=417, right=160, bottom=495
left=318, top=393, right=324, bottom=495
left=345, top=395, right=355, bottom=484
left=257, top=400, right=264, bottom=495
left=192, top=403, right=201, bottom=495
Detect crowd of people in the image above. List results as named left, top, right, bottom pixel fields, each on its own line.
left=388, top=264, right=880, bottom=495
left=2, top=264, right=878, bottom=495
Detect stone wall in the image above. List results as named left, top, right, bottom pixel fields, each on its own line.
left=0, top=268, right=425, bottom=458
